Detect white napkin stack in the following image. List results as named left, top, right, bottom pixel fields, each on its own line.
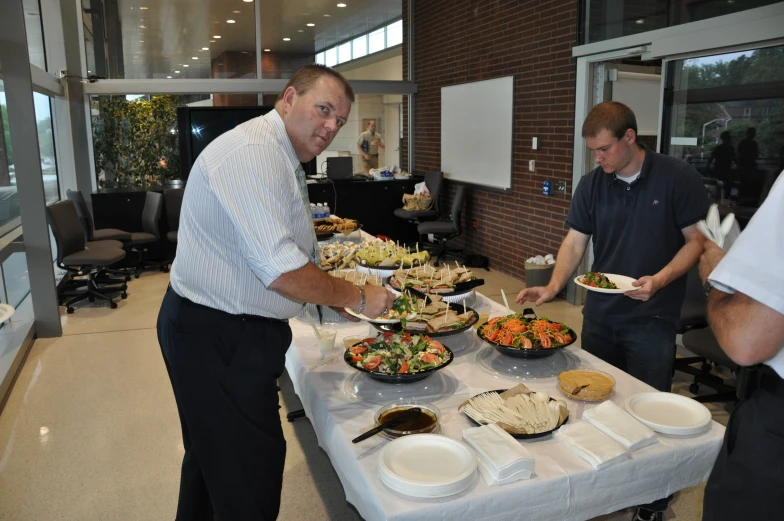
left=462, top=424, right=535, bottom=485
left=553, top=421, right=629, bottom=470
left=697, top=204, right=735, bottom=249
left=583, top=401, right=657, bottom=451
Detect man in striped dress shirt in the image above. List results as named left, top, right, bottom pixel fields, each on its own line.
left=157, top=65, right=395, bottom=520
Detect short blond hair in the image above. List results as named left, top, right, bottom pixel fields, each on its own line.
left=276, top=64, right=355, bottom=103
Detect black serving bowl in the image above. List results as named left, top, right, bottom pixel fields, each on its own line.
left=476, top=322, right=577, bottom=359
left=343, top=342, right=454, bottom=384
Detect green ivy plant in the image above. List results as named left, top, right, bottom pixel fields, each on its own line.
left=92, top=95, right=181, bottom=188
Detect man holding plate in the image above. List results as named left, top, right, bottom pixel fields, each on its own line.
left=517, top=101, right=708, bottom=520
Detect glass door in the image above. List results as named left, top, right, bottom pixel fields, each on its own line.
left=661, top=44, right=784, bottom=226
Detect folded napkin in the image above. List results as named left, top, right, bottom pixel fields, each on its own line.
left=463, top=423, right=535, bottom=484
left=697, top=204, right=735, bottom=249
left=583, top=401, right=657, bottom=451
left=553, top=421, right=629, bottom=470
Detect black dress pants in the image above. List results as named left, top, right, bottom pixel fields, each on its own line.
left=702, top=366, right=784, bottom=520
left=157, top=288, right=292, bottom=521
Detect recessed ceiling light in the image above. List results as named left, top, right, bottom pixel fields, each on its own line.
left=183, top=64, right=189, bottom=67
left=175, top=70, right=180, bottom=73
left=202, top=47, right=209, bottom=50
left=307, top=23, right=315, bottom=27
left=139, top=40, right=144, bottom=43
left=635, top=18, right=644, bottom=24
left=323, top=14, right=331, bottom=17
left=226, top=19, right=235, bottom=23
left=337, top=3, right=347, bottom=7
left=139, top=25, right=146, bottom=28
left=264, top=48, right=271, bottom=52
left=192, top=56, right=198, bottom=60
left=243, top=0, right=253, bottom=2
left=233, top=10, right=240, bottom=13
left=140, top=6, right=148, bottom=9
left=214, top=35, right=221, bottom=38
left=210, top=40, right=215, bottom=42
left=298, top=30, right=304, bottom=33
left=283, top=37, right=291, bottom=41
left=167, top=76, right=172, bottom=79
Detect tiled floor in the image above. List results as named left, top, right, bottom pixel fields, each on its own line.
left=0, top=268, right=731, bottom=520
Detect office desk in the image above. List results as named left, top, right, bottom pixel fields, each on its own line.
left=307, top=178, right=419, bottom=242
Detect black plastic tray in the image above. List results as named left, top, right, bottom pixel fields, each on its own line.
left=343, top=341, right=454, bottom=384
left=373, top=307, right=479, bottom=338
left=460, top=389, right=569, bottom=439
left=476, top=309, right=577, bottom=359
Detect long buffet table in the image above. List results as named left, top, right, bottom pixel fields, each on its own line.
left=284, top=293, right=724, bottom=521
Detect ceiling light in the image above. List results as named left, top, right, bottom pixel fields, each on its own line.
left=192, top=56, right=198, bottom=60
left=140, top=6, right=148, bottom=9
left=202, top=47, right=209, bottom=50
left=139, top=25, right=146, bottom=28
left=226, top=19, right=235, bottom=23
left=139, top=40, right=144, bottom=43
left=307, top=23, right=315, bottom=27
left=214, top=35, right=221, bottom=38
left=175, top=70, right=180, bottom=73
left=635, top=18, right=644, bottom=24
left=167, top=76, right=172, bottom=79
left=183, top=64, right=189, bottom=67
left=264, top=48, right=271, bottom=52
left=337, top=3, right=347, bottom=7
left=298, top=30, right=304, bottom=33
left=323, top=14, right=331, bottom=17
left=283, top=37, right=291, bottom=41
left=243, top=0, right=253, bottom=2
left=233, top=10, right=241, bottom=13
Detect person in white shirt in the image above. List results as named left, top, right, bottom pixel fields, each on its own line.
left=157, top=65, right=395, bottom=521
left=699, top=174, right=784, bottom=521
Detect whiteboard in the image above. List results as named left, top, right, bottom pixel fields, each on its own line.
left=441, top=76, right=514, bottom=190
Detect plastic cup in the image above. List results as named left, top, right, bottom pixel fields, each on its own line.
left=342, top=336, right=364, bottom=350
left=316, top=328, right=337, bottom=353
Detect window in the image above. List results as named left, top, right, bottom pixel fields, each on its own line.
left=25, top=3, right=46, bottom=69
left=743, top=107, right=752, bottom=117
left=338, top=42, right=352, bottom=64
left=368, top=28, right=385, bottom=54
left=316, top=52, right=325, bottom=65
left=325, top=48, right=337, bottom=67
left=0, top=79, right=21, bottom=231
left=387, top=20, right=403, bottom=47
left=34, top=94, right=59, bottom=203
left=352, top=36, right=367, bottom=59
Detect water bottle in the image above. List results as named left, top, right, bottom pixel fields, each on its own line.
left=316, top=203, right=325, bottom=219
left=323, top=201, right=331, bottom=217
left=310, top=203, right=317, bottom=219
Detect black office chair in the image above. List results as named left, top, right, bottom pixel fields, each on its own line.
left=393, top=172, right=443, bottom=239
left=164, top=188, right=184, bottom=244
left=47, top=200, right=128, bottom=313
left=128, top=191, right=168, bottom=278
left=680, top=327, right=739, bottom=403
left=417, top=185, right=466, bottom=266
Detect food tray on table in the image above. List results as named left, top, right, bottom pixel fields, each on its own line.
left=373, top=306, right=479, bottom=338
left=343, top=332, right=454, bottom=384
left=458, top=386, right=570, bottom=440
left=477, top=308, right=577, bottom=359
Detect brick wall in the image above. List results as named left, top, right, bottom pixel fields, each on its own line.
left=403, top=0, right=579, bottom=281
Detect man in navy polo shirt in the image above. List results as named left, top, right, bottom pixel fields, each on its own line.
left=517, top=101, right=708, bottom=520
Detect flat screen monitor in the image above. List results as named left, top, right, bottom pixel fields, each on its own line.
left=177, top=106, right=317, bottom=179
left=326, top=157, right=353, bottom=180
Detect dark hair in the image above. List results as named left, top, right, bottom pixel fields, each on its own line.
left=276, top=64, right=355, bottom=103
left=582, top=101, right=638, bottom=140
left=720, top=131, right=732, bottom=142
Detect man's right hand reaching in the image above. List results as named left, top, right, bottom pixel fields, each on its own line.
left=516, top=286, right=557, bottom=306
left=359, top=285, right=396, bottom=318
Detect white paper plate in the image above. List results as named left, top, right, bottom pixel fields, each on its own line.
left=343, top=307, right=401, bottom=324
left=0, top=304, right=14, bottom=323
left=574, top=274, right=637, bottom=294
left=378, top=434, right=477, bottom=498
left=625, top=392, right=712, bottom=435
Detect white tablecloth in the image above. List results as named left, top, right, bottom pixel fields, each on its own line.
left=284, top=293, right=724, bottom=521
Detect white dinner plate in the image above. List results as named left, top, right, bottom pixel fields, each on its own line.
left=378, top=434, right=477, bottom=498
left=625, top=392, right=712, bottom=436
left=343, top=307, right=401, bottom=324
left=573, top=274, right=637, bottom=294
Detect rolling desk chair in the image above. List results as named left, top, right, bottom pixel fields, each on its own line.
left=164, top=188, right=184, bottom=245
left=47, top=200, right=128, bottom=313
left=393, top=172, right=443, bottom=243
left=128, top=191, right=168, bottom=278
left=417, top=185, right=466, bottom=266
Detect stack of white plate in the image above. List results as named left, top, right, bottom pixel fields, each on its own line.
left=378, top=434, right=478, bottom=498
left=624, top=392, right=712, bottom=435
left=355, top=263, right=399, bottom=281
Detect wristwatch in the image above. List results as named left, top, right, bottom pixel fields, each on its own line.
left=352, top=285, right=366, bottom=315
left=703, top=281, right=714, bottom=298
